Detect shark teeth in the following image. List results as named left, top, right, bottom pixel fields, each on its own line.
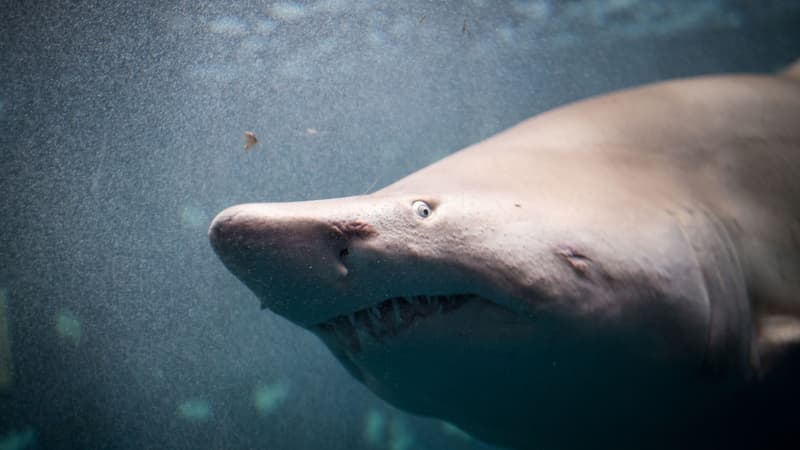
left=317, top=294, right=477, bottom=353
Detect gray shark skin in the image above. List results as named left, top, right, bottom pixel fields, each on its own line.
left=209, top=65, right=800, bottom=450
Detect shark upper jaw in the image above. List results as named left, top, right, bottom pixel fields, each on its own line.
left=312, top=293, right=488, bottom=353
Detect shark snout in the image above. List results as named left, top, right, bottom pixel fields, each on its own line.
left=208, top=202, right=371, bottom=326
left=209, top=203, right=349, bottom=282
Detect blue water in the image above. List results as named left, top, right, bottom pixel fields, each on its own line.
left=1, top=1, right=799, bottom=449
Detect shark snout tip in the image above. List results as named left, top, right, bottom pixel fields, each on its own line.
left=208, top=206, right=250, bottom=251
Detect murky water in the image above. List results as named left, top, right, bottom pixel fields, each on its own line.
left=1, top=1, right=799, bottom=449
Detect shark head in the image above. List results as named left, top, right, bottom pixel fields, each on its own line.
left=209, top=184, right=746, bottom=447
left=208, top=191, right=553, bottom=432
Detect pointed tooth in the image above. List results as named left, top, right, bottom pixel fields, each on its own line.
left=355, top=322, right=371, bottom=343
left=392, top=299, right=403, bottom=325
left=369, top=306, right=382, bottom=322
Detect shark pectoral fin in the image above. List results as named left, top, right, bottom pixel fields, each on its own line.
left=672, top=208, right=753, bottom=379
left=755, top=315, right=800, bottom=375
left=780, top=58, right=800, bottom=79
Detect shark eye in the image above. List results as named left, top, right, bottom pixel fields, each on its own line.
left=412, top=200, right=432, bottom=218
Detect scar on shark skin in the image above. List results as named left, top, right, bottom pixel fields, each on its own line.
left=555, top=245, right=593, bottom=276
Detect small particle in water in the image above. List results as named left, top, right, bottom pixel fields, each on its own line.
left=178, top=398, right=212, bottom=421
left=244, top=131, right=258, bottom=150
left=418, top=15, right=425, bottom=25
left=306, top=128, right=318, bottom=135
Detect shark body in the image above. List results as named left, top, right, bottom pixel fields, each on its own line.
left=209, top=66, right=800, bottom=449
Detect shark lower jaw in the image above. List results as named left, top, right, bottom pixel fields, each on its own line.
left=312, top=294, right=485, bottom=353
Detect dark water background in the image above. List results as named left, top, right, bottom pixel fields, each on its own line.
left=1, top=1, right=799, bottom=449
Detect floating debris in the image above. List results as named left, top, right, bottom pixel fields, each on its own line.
left=0, top=288, right=11, bottom=393
left=178, top=398, right=212, bottom=421
left=253, top=381, right=290, bottom=415
left=418, top=15, right=425, bottom=25
left=305, top=127, right=318, bottom=135
left=244, top=131, right=258, bottom=151
left=55, top=309, right=81, bottom=348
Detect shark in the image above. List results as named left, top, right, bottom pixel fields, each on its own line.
left=209, top=63, right=800, bottom=449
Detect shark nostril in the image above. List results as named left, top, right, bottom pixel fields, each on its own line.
left=339, top=248, right=349, bottom=258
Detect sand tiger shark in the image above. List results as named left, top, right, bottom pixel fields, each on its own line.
left=209, top=62, right=800, bottom=449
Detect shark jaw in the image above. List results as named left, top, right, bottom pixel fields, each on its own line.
left=308, top=290, right=540, bottom=438
left=205, top=194, right=595, bottom=446
left=313, top=294, right=482, bottom=353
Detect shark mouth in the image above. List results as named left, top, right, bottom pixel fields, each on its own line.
left=315, top=294, right=479, bottom=353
